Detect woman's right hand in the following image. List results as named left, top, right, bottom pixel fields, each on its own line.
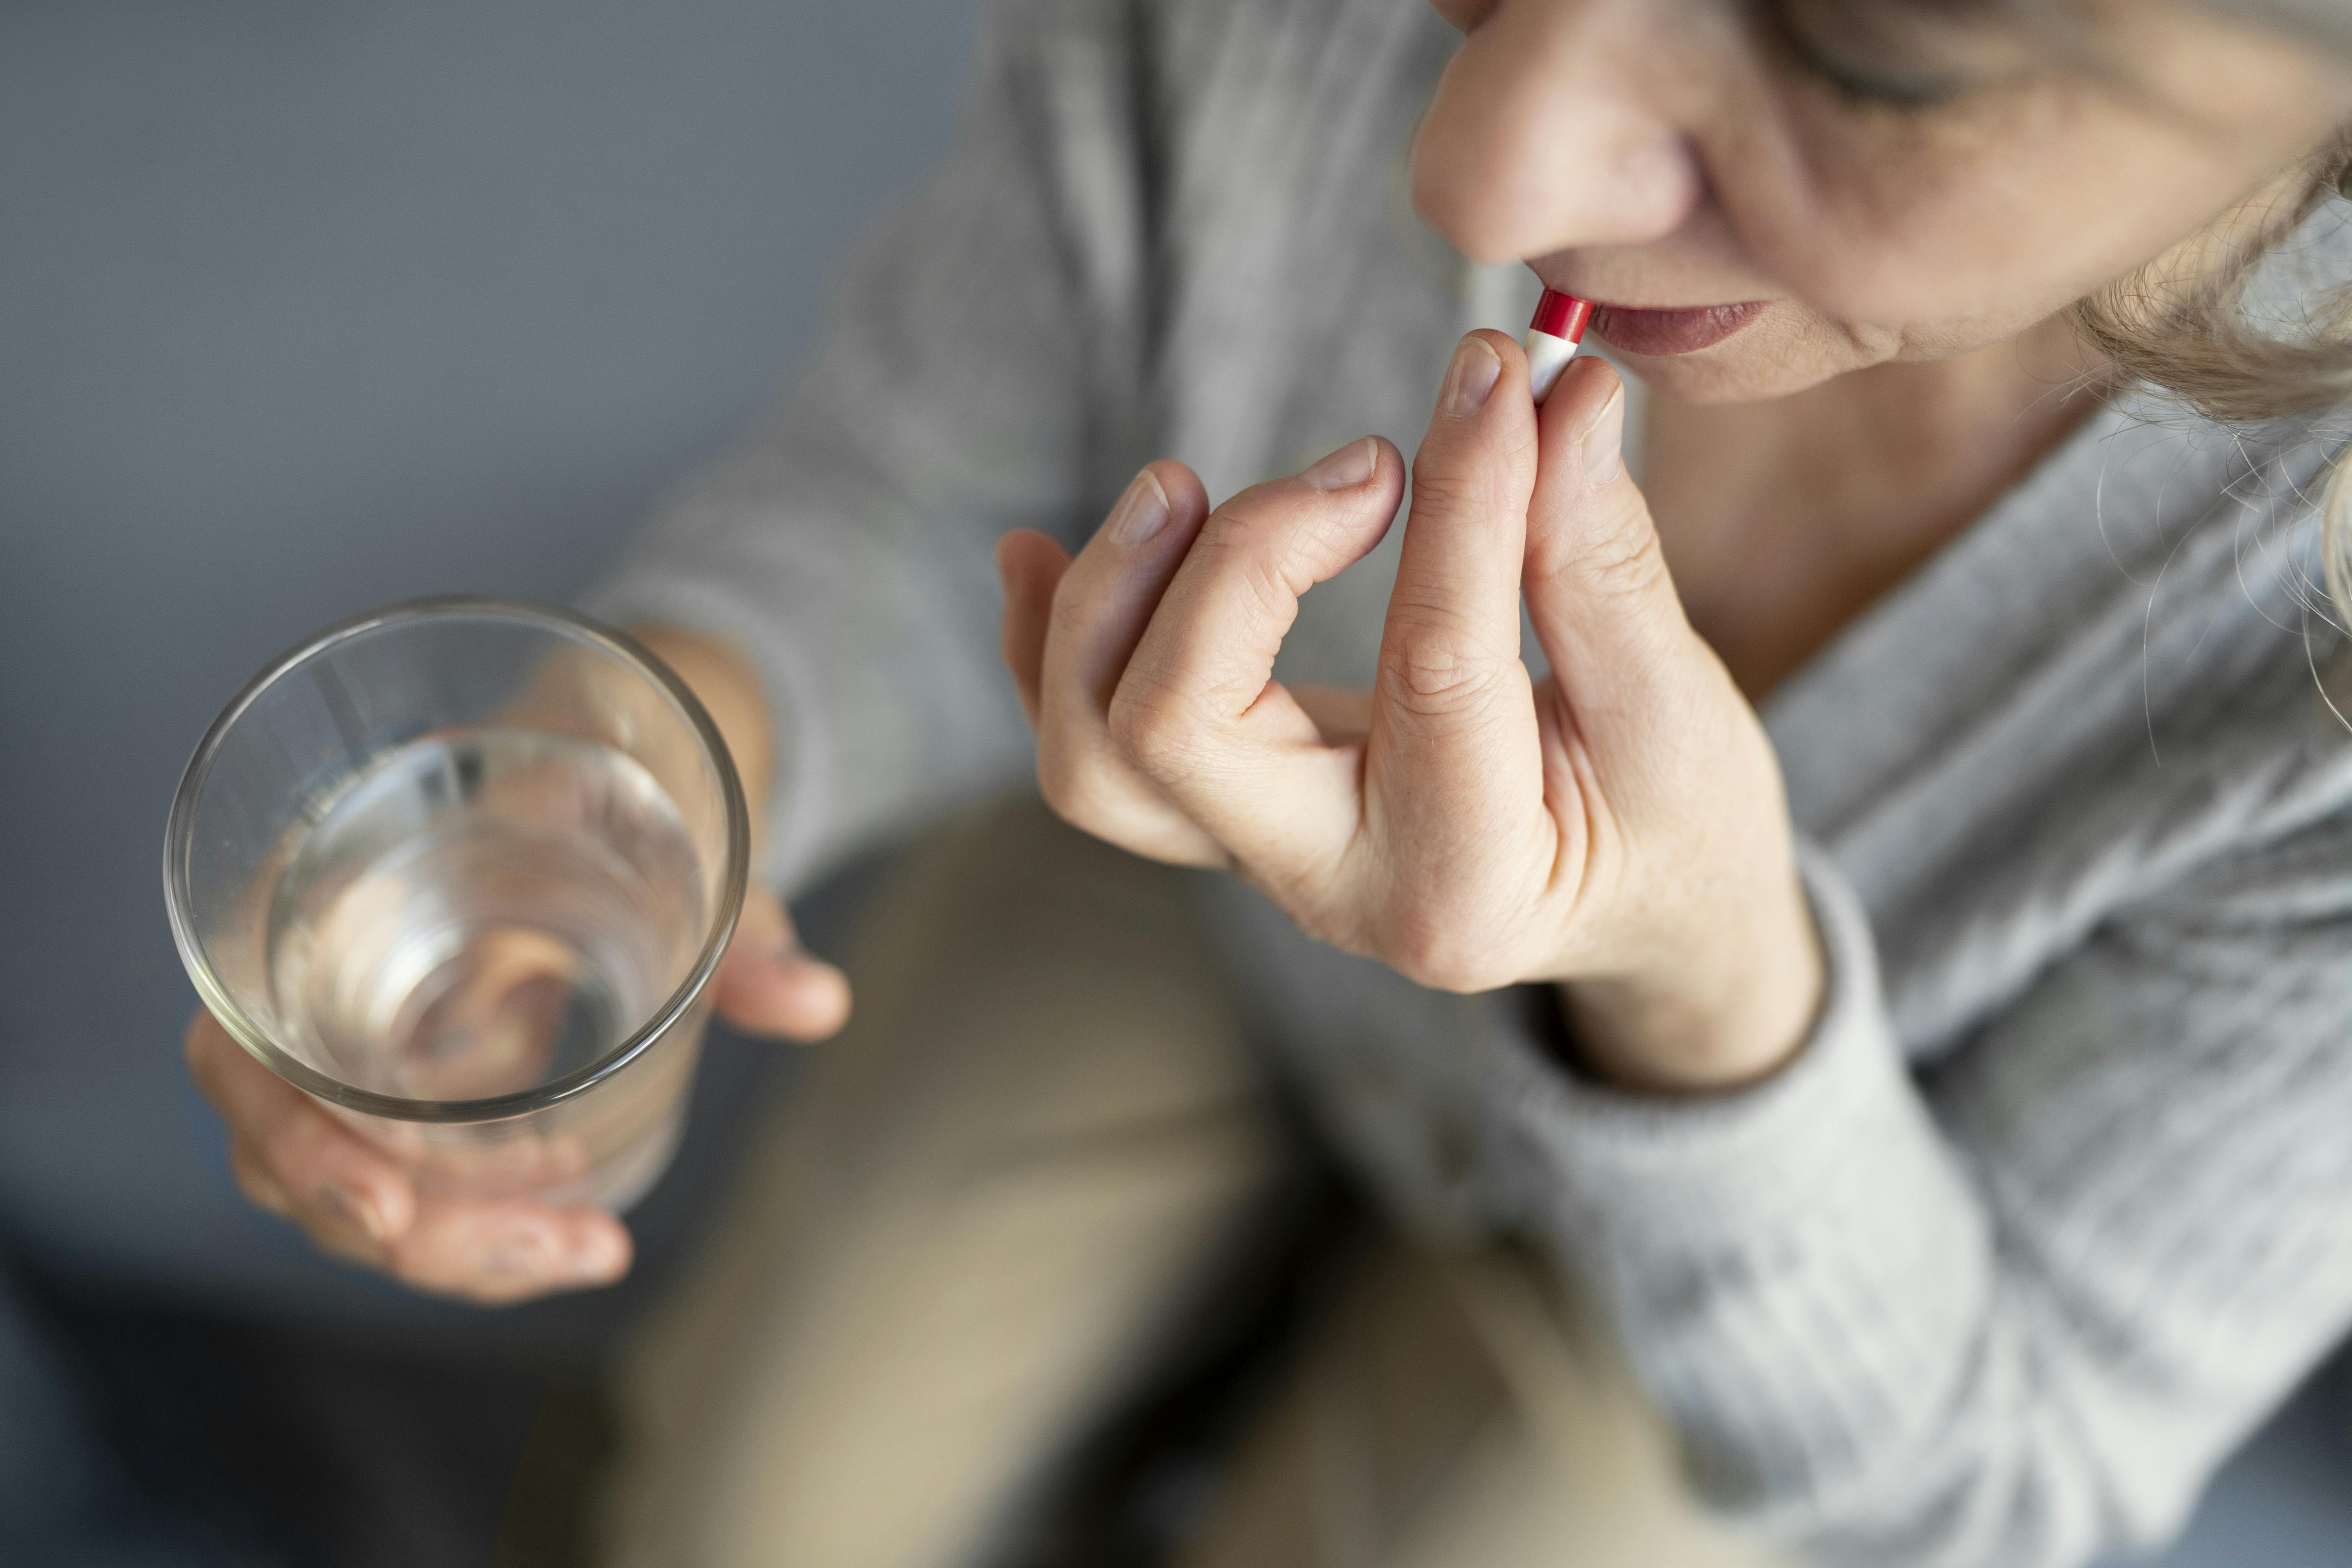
left=185, top=624, right=850, bottom=1306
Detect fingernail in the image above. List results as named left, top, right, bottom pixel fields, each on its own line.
left=1299, top=438, right=1376, bottom=492
left=483, top=1229, right=560, bottom=1278
left=318, top=1184, right=387, bottom=1244
left=1105, top=468, right=1171, bottom=546
left=1441, top=335, right=1502, bottom=419
left=1579, top=382, right=1626, bottom=486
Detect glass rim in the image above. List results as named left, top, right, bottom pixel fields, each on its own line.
left=162, top=594, right=752, bottom=1125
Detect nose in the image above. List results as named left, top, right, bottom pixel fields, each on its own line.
left=1411, top=0, right=1706, bottom=263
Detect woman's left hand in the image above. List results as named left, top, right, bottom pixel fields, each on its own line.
left=997, top=333, right=1821, bottom=1092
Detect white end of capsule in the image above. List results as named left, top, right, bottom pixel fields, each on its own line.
left=1525, top=288, right=1595, bottom=405
left=1527, top=330, right=1579, bottom=404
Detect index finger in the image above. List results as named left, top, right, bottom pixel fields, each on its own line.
left=1369, top=331, right=1544, bottom=805
left=1110, top=438, right=1403, bottom=875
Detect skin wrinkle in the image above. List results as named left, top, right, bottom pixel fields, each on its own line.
left=540, top=10, right=2352, bottom=1558
left=1463, top=4, right=2347, bottom=402
left=201, top=0, right=2352, bottom=1306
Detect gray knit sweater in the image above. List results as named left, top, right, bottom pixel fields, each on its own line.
left=588, top=2, right=2352, bottom=1562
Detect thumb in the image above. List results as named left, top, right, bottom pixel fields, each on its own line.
left=1522, top=357, right=1697, bottom=740
left=712, top=881, right=851, bottom=1041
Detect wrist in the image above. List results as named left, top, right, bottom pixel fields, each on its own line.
left=1556, top=870, right=1823, bottom=1094
left=625, top=623, right=777, bottom=816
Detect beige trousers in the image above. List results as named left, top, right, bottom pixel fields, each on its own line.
left=599, top=796, right=1783, bottom=1568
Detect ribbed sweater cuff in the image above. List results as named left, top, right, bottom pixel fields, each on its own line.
left=1482, top=842, right=1927, bottom=1254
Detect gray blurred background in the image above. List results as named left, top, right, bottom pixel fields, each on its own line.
left=0, top=1, right=973, bottom=1560
left=1, top=1, right=2347, bottom=1564
left=0, top=0, right=968, bottom=1313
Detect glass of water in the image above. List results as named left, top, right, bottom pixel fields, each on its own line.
left=164, top=596, right=749, bottom=1212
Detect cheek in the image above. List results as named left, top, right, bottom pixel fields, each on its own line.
left=1728, top=58, right=2349, bottom=344
left=1732, top=105, right=2159, bottom=340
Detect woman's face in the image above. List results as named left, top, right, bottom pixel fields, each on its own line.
left=1413, top=0, right=2352, bottom=400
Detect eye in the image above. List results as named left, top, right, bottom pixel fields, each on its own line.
left=1430, top=0, right=1501, bottom=31
left=1755, top=0, right=2031, bottom=111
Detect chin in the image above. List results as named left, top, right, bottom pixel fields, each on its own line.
left=1610, top=346, right=1855, bottom=404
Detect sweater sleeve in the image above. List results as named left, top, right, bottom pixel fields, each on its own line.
left=1485, top=830, right=2352, bottom=1568
left=584, top=0, right=1149, bottom=891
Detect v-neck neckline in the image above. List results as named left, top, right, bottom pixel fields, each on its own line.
left=1758, top=389, right=2263, bottom=839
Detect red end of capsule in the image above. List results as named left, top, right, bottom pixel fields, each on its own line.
left=1530, top=289, right=1593, bottom=343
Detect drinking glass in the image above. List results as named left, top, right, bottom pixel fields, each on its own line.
left=163, top=596, right=749, bottom=1212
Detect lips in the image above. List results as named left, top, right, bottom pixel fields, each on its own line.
left=1588, top=300, right=1767, bottom=357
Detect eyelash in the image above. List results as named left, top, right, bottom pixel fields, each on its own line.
left=1754, top=0, right=1972, bottom=112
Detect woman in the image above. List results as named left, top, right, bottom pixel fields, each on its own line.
left=185, top=0, right=2352, bottom=1563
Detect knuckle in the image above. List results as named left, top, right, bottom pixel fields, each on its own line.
left=275, top=1106, right=340, bottom=1171
left=1199, top=508, right=1320, bottom=629
left=386, top=1227, right=527, bottom=1305
left=310, top=1226, right=387, bottom=1272
left=391, top=1256, right=477, bottom=1301
left=1407, top=463, right=1494, bottom=523
left=229, top=1146, right=292, bottom=1215
left=1371, top=905, right=1514, bottom=994
left=1581, top=535, right=1669, bottom=604
left=1377, top=617, right=1507, bottom=721
left=182, top=1013, right=224, bottom=1080
left=1546, top=507, right=1669, bottom=607
left=240, top=1128, right=301, bottom=1189
left=1039, top=738, right=1196, bottom=859
left=1046, top=574, right=1095, bottom=641
left=1224, top=536, right=1305, bottom=635
left=1411, top=432, right=1533, bottom=515
left=1106, top=684, right=1204, bottom=774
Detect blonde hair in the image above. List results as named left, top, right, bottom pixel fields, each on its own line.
left=2070, top=131, right=2352, bottom=618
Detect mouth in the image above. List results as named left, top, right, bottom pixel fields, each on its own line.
left=1588, top=300, right=1768, bottom=357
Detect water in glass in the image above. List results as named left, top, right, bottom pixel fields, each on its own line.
left=265, top=728, right=705, bottom=1103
